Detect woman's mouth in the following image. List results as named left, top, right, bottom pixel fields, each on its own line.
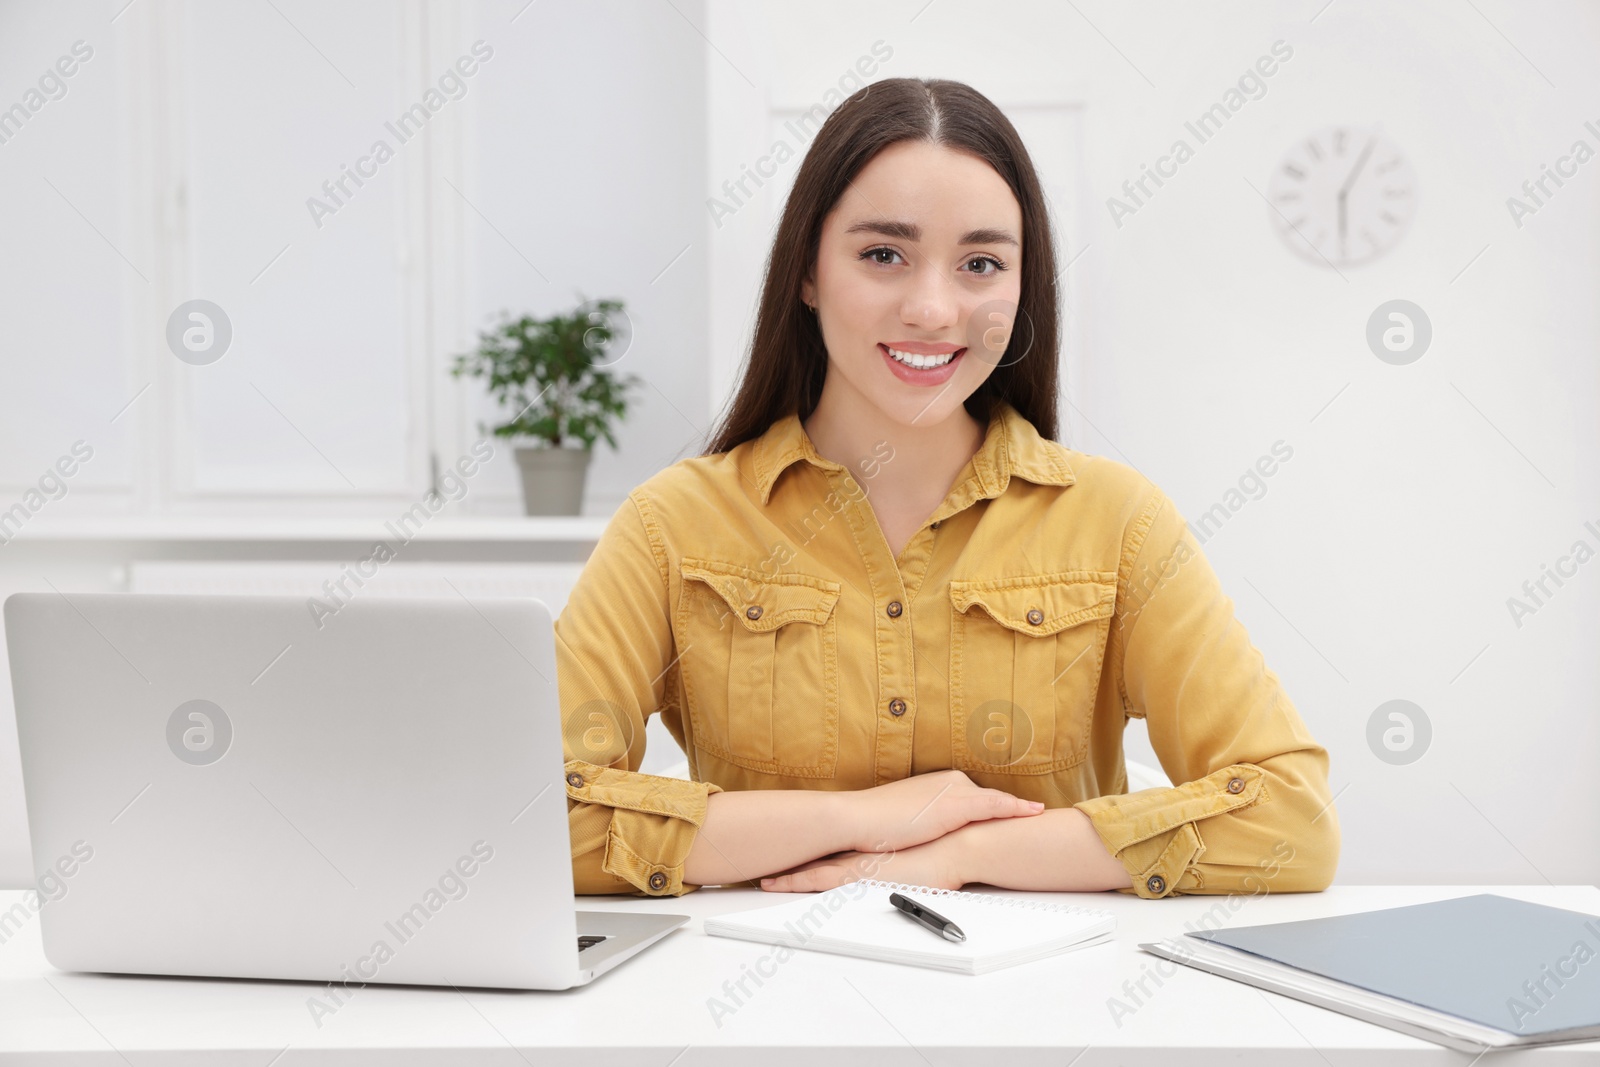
left=880, top=343, right=965, bottom=385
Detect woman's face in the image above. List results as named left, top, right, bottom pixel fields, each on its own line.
left=802, top=139, right=1025, bottom=427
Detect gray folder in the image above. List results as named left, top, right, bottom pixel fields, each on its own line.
left=1185, top=893, right=1600, bottom=1037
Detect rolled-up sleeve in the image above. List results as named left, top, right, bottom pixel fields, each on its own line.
left=555, top=491, right=724, bottom=897
left=1074, top=484, right=1341, bottom=898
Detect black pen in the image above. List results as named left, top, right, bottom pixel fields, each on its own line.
left=889, top=891, right=966, bottom=942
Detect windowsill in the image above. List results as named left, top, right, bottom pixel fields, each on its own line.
left=0, top=515, right=610, bottom=544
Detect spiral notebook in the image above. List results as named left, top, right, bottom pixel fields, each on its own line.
left=702, top=879, right=1116, bottom=975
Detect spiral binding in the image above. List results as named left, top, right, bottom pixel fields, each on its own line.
left=853, top=878, right=1112, bottom=917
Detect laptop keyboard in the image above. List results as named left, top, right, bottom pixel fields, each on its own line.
left=578, top=934, right=609, bottom=952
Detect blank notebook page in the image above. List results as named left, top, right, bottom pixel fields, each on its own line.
left=703, top=879, right=1116, bottom=975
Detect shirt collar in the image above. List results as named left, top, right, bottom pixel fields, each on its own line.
left=750, top=399, right=1077, bottom=506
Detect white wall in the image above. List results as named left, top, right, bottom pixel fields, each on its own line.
left=1, top=0, right=1596, bottom=889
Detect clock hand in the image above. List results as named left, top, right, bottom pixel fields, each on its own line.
left=1335, top=135, right=1375, bottom=263
left=1338, top=135, right=1377, bottom=197
left=1339, top=192, right=1347, bottom=261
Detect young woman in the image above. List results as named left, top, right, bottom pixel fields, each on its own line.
left=554, top=77, right=1339, bottom=900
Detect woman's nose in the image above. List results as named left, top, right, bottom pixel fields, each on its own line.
left=900, top=264, right=959, bottom=328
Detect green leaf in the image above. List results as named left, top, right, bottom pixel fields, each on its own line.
left=446, top=296, right=640, bottom=450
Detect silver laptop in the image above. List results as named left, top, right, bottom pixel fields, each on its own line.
left=4, top=590, right=688, bottom=990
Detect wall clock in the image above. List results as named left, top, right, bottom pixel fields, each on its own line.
left=1266, top=125, right=1418, bottom=267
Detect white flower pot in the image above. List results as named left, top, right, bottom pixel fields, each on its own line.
left=512, top=445, right=592, bottom=516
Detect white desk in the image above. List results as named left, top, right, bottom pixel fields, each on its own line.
left=2, top=884, right=1597, bottom=1065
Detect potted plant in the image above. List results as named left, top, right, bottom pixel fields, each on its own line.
left=450, top=296, right=642, bottom=516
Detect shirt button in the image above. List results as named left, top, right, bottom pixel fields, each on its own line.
left=566, top=771, right=585, bottom=788
left=930, top=521, right=941, bottom=529
left=1026, top=608, right=1044, bottom=626
left=746, top=605, right=763, bottom=621
left=648, top=872, right=668, bottom=891
left=1227, top=776, right=1245, bottom=794
left=888, top=698, right=907, bottom=716
left=1146, top=874, right=1166, bottom=895
left=886, top=600, right=903, bottom=618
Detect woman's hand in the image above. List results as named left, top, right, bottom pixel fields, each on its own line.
left=759, top=832, right=969, bottom=893
left=840, top=768, right=1045, bottom=853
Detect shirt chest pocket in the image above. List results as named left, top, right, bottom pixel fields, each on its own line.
left=948, top=574, right=1117, bottom=775
left=676, top=558, right=843, bottom=778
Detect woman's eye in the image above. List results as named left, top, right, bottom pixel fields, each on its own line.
left=858, top=248, right=1008, bottom=274
left=966, top=256, right=1008, bottom=276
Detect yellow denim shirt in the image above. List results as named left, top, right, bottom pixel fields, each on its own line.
left=555, top=399, right=1340, bottom=899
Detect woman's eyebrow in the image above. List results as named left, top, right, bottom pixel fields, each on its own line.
left=844, top=218, right=1018, bottom=247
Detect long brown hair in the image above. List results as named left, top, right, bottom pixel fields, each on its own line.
left=701, top=77, right=1061, bottom=457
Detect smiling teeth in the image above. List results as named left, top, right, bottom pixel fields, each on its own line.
left=886, top=346, right=958, bottom=369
